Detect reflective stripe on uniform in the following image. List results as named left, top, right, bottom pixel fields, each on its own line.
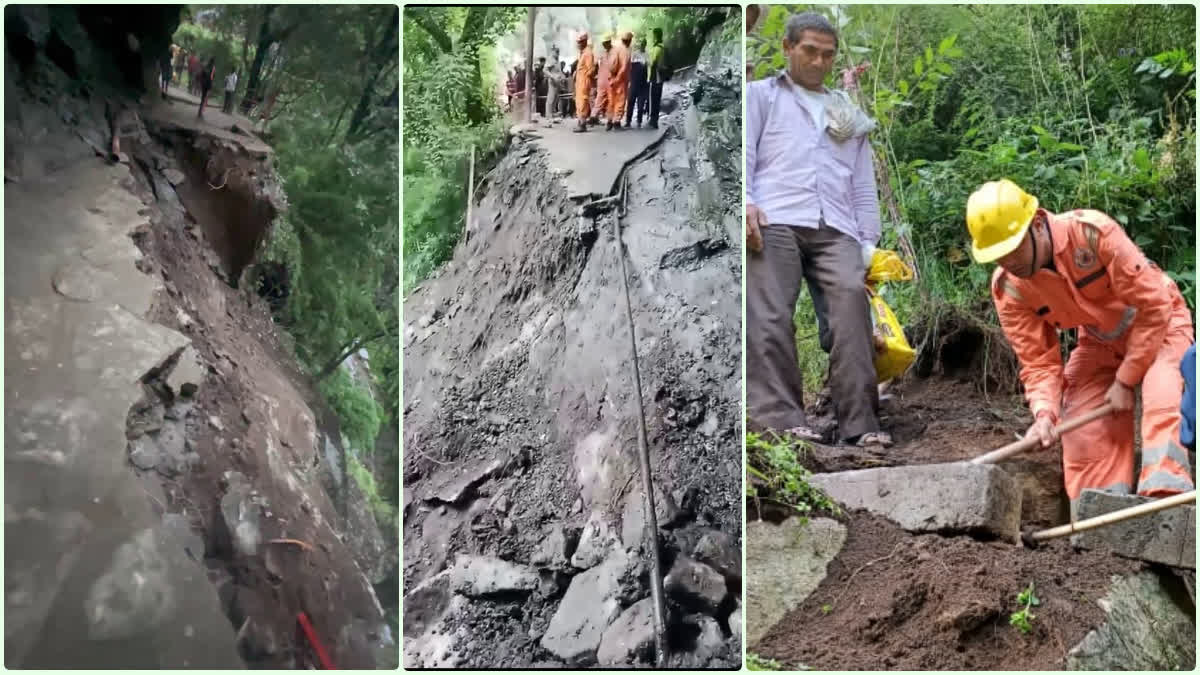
left=1085, top=306, right=1137, bottom=342
left=1137, top=438, right=1195, bottom=495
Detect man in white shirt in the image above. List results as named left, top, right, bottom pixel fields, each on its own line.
left=222, top=70, right=238, bottom=115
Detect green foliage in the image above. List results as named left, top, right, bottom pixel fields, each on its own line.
left=747, top=653, right=785, bottom=671
left=747, top=429, right=839, bottom=520
left=173, top=22, right=237, bottom=75
left=1009, top=582, right=1041, bottom=634
left=318, top=368, right=384, bottom=455
left=755, top=5, right=1195, bottom=355
left=347, top=454, right=398, bottom=532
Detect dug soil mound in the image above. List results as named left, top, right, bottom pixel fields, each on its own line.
left=756, top=513, right=1141, bottom=670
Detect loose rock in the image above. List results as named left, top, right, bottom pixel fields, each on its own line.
left=663, top=555, right=727, bottom=614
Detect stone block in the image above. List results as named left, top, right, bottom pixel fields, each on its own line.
left=1070, top=489, right=1195, bottom=569
left=808, top=463, right=1022, bottom=540
left=746, top=517, right=845, bottom=646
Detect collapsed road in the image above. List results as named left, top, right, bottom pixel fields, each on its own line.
left=5, top=6, right=395, bottom=668
left=402, top=19, right=743, bottom=669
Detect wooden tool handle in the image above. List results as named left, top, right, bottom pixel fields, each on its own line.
left=1030, top=490, right=1196, bottom=542
left=971, top=404, right=1115, bottom=465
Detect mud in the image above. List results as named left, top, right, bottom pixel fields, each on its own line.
left=754, top=513, right=1142, bottom=670
left=403, top=62, right=742, bottom=667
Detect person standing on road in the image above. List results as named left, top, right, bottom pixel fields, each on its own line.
left=745, top=12, right=889, bottom=448
left=197, top=57, right=215, bottom=119
left=222, top=69, right=239, bottom=115
left=187, top=52, right=200, bottom=95
left=606, top=31, right=632, bottom=130
left=545, top=49, right=562, bottom=120
left=573, top=32, right=595, bottom=132
left=625, top=37, right=648, bottom=128
left=159, top=51, right=173, bottom=100
left=647, top=28, right=666, bottom=129
left=594, top=33, right=613, bottom=126
left=966, top=179, right=1195, bottom=509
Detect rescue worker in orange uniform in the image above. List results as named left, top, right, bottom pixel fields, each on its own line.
left=606, top=31, right=633, bottom=131
left=594, top=34, right=613, bottom=126
left=966, top=179, right=1195, bottom=512
left=573, top=32, right=596, bottom=133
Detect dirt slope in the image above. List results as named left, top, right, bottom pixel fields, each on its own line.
left=403, top=71, right=742, bottom=667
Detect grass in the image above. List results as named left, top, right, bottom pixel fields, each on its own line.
left=746, top=429, right=839, bottom=521
left=1009, top=582, right=1040, bottom=634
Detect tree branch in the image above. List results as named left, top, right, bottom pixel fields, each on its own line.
left=315, top=331, right=390, bottom=380
left=407, top=8, right=452, bottom=52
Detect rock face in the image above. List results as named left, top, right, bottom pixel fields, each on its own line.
left=746, top=517, right=847, bottom=645
left=808, top=463, right=1023, bottom=540
left=541, top=550, right=634, bottom=664
left=1066, top=570, right=1196, bottom=670
left=1071, top=489, right=1195, bottom=569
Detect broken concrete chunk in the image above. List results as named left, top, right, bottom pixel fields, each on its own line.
left=664, top=555, right=727, bottom=614
left=807, top=463, right=1022, bottom=540
left=447, top=554, right=539, bottom=597
left=162, top=168, right=185, bottom=186
left=596, top=597, right=656, bottom=667
left=572, top=510, right=621, bottom=569
left=541, top=550, right=632, bottom=664
left=1071, top=489, right=1195, bottom=569
left=167, top=346, right=205, bottom=398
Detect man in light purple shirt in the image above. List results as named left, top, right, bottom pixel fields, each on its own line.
left=745, top=12, right=891, bottom=448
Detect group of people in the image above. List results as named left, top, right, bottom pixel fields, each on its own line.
left=746, top=11, right=1195, bottom=508
left=570, top=27, right=666, bottom=132
left=504, top=27, right=667, bottom=132
left=158, top=45, right=241, bottom=120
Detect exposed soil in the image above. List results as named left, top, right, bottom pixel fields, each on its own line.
left=125, top=125, right=390, bottom=668
left=750, top=326, right=1143, bottom=669
left=755, top=512, right=1142, bottom=670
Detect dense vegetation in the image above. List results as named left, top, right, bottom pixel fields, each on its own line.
left=750, top=5, right=1196, bottom=390
left=173, top=5, right=399, bottom=525
left=403, top=5, right=737, bottom=292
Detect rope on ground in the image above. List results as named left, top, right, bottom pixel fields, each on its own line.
left=613, top=170, right=670, bottom=667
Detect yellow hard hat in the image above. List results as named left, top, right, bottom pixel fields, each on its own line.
left=966, top=179, right=1039, bottom=263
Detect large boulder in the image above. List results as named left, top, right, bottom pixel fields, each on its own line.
left=1067, top=570, right=1196, bottom=670
left=541, top=549, right=635, bottom=664
left=746, top=517, right=846, bottom=645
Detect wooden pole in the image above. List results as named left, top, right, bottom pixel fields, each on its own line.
left=971, top=404, right=1114, bottom=465
left=525, top=7, right=536, bottom=123
left=465, top=144, right=475, bottom=239
left=1029, top=490, right=1196, bottom=542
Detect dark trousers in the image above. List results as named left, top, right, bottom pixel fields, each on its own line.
left=626, top=79, right=648, bottom=126
left=648, top=81, right=663, bottom=127
left=222, top=91, right=235, bottom=115
left=746, top=223, right=879, bottom=440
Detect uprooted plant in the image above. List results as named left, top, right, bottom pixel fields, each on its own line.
left=1009, top=581, right=1041, bottom=634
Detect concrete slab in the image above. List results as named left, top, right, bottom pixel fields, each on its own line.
left=746, top=517, right=846, bottom=646
left=1071, top=490, right=1195, bottom=569
left=5, top=159, right=240, bottom=667
left=530, top=121, right=667, bottom=199
left=808, top=463, right=1022, bottom=540
left=142, top=86, right=272, bottom=158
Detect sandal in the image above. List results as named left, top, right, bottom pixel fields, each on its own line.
left=784, top=425, right=823, bottom=442
left=854, top=431, right=894, bottom=448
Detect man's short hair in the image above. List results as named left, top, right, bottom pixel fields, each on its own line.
left=785, top=12, right=837, bottom=48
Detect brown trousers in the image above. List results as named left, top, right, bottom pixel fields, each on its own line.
left=746, top=223, right=879, bottom=440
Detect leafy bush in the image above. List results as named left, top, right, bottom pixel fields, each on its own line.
left=318, top=368, right=384, bottom=455
left=748, top=653, right=785, bottom=671
left=747, top=429, right=839, bottom=520
left=347, top=454, right=397, bottom=531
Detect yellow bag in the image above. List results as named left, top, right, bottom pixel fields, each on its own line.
left=867, top=249, right=915, bottom=285
left=865, top=249, right=915, bottom=383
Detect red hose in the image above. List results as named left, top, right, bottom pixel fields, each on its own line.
left=297, top=611, right=336, bottom=669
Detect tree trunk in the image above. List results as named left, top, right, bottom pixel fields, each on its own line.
left=345, top=7, right=399, bottom=141
left=242, top=6, right=277, bottom=113
left=524, top=7, right=535, bottom=122
left=315, top=331, right=388, bottom=381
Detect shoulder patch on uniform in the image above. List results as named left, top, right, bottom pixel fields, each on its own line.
left=1073, top=245, right=1097, bottom=270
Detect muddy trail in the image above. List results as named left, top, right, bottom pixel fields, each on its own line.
left=749, top=335, right=1197, bottom=670
left=5, top=6, right=394, bottom=669
left=402, top=29, right=743, bottom=669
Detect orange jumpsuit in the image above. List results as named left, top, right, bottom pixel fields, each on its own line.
left=575, top=47, right=596, bottom=121
left=993, top=208, right=1195, bottom=504
left=607, top=42, right=632, bottom=122
left=595, top=48, right=611, bottom=119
